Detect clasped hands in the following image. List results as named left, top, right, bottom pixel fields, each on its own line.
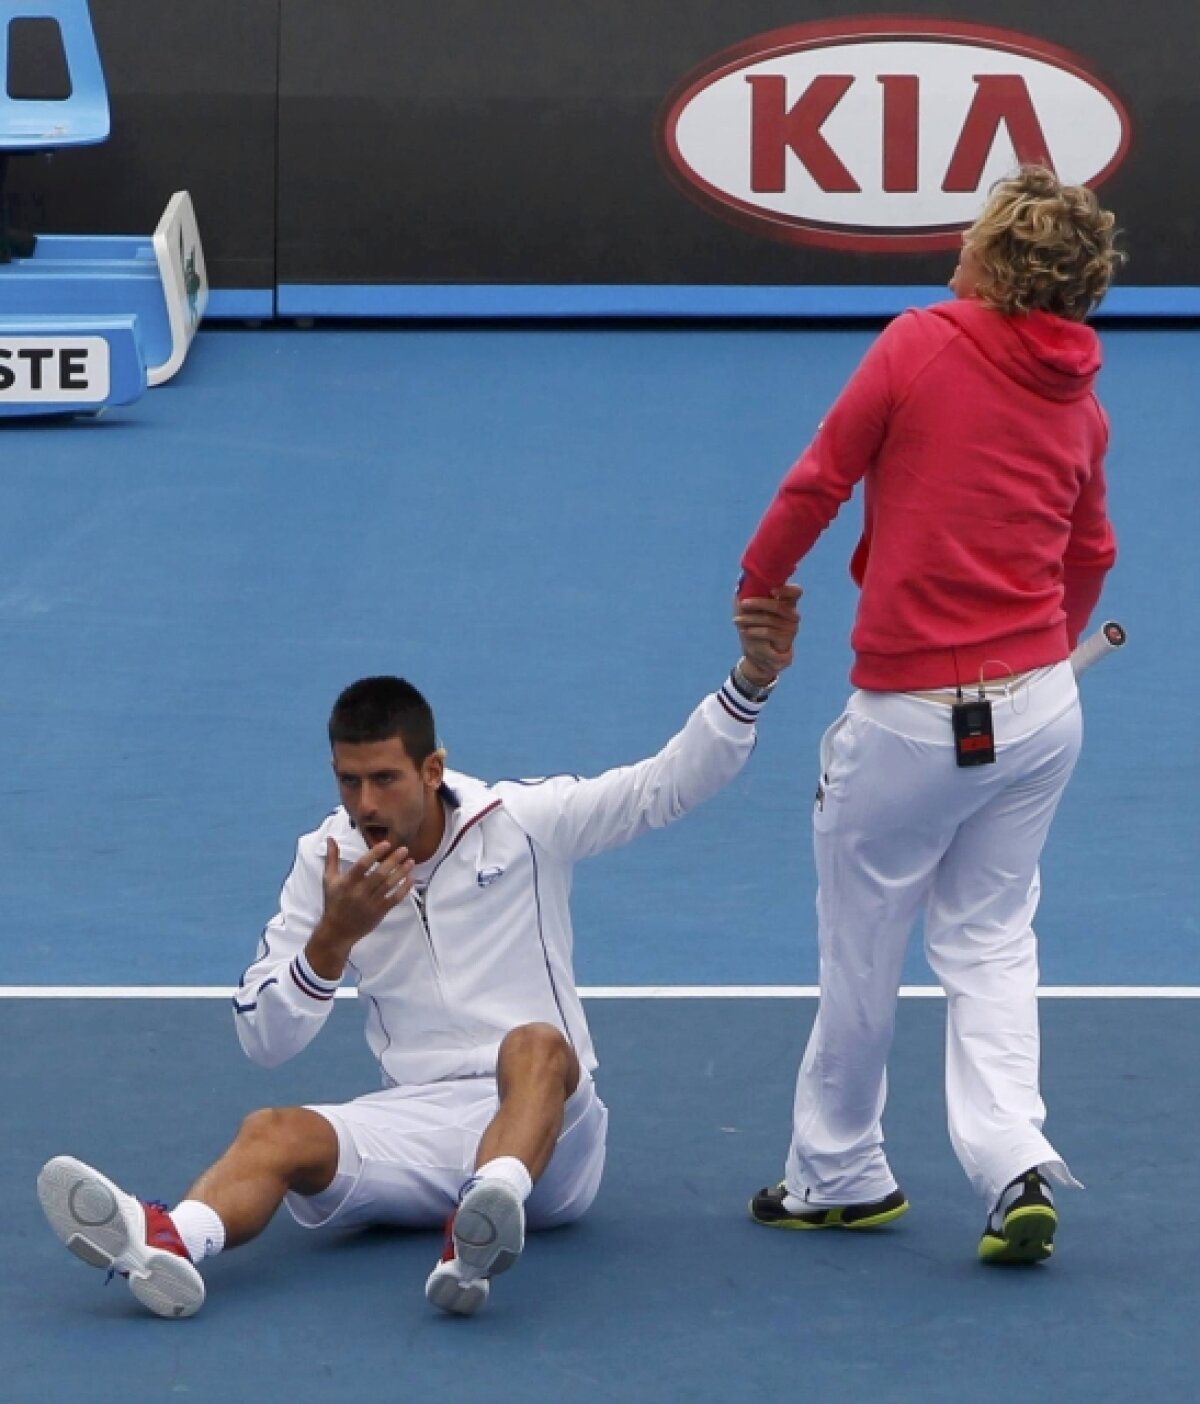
left=733, top=583, right=802, bottom=686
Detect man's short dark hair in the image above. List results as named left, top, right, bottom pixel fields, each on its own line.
left=328, top=677, right=437, bottom=762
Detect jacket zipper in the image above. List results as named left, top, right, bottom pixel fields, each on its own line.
left=413, top=797, right=504, bottom=976
left=409, top=800, right=505, bottom=1033
left=411, top=886, right=441, bottom=976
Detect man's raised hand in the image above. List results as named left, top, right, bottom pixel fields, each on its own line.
left=306, top=838, right=415, bottom=979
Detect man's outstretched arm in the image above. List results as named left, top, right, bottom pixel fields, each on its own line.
left=501, top=590, right=800, bottom=863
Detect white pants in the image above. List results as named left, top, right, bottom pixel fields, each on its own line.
left=786, top=661, right=1083, bottom=1206
left=288, top=1074, right=608, bottom=1232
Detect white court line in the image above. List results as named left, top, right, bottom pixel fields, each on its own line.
left=0, top=985, right=1198, bottom=999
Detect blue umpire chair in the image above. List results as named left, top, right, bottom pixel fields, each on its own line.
left=1, top=0, right=206, bottom=416
left=0, top=0, right=109, bottom=260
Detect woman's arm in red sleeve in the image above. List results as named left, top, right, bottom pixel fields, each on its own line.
left=738, top=318, right=902, bottom=599
left=1062, top=399, right=1117, bottom=647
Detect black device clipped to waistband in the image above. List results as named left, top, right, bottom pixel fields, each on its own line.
left=952, top=696, right=996, bottom=766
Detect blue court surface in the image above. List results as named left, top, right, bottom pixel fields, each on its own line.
left=2, top=324, right=1197, bottom=1401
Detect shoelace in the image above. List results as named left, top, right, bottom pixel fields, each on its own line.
left=104, top=1197, right=173, bottom=1284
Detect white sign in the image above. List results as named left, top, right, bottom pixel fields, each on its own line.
left=0, top=337, right=110, bottom=403
left=661, top=19, right=1130, bottom=251
left=150, top=190, right=208, bottom=386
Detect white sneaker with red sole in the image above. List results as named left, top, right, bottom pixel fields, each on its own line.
left=37, top=1155, right=205, bottom=1319
left=424, top=1178, right=525, bottom=1317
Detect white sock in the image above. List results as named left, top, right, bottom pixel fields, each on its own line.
left=468, top=1156, right=533, bottom=1203
left=169, top=1200, right=227, bottom=1263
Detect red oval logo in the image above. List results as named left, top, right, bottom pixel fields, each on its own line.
left=659, top=17, right=1131, bottom=252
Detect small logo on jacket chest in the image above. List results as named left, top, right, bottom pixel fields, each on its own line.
left=476, top=865, right=505, bottom=888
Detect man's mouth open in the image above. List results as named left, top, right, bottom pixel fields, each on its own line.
left=361, top=824, right=391, bottom=848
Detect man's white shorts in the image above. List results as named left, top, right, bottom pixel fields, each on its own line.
left=287, top=1075, right=608, bottom=1232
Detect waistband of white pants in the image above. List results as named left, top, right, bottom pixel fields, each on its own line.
left=846, top=660, right=1078, bottom=745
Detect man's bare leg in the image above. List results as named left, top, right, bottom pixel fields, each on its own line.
left=475, top=1022, right=580, bottom=1179
left=426, top=1022, right=580, bottom=1316
left=37, top=1107, right=340, bottom=1318
left=185, top=1106, right=340, bottom=1247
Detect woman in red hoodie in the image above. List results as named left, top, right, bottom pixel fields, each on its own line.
left=737, top=166, right=1122, bottom=1265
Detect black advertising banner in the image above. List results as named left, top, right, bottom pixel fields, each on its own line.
left=5, top=1, right=1198, bottom=305
left=275, top=0, right=1197, bottom=293
left=3, top=0, right=277, bottom=294
left=658, top=17, right=1128, bottom=255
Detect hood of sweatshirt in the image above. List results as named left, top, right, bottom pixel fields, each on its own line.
left=929, top=298, right=1101, bottom=402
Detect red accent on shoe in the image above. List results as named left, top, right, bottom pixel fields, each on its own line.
left=438, top=1212, right=457, bottom=1265
left=142, top=1203, right=190, bottom=1261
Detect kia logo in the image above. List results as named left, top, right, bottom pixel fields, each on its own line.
left=659, top=18, right=1131, bottom=251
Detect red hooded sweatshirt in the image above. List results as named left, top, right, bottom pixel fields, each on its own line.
left=738, top=300, right=1116, bottom=691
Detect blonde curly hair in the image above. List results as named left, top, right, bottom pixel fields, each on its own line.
left=963, top=166, right=1125, bottom=321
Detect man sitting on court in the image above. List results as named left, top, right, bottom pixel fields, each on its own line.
left=37, top=589, right=799, bottom=1319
